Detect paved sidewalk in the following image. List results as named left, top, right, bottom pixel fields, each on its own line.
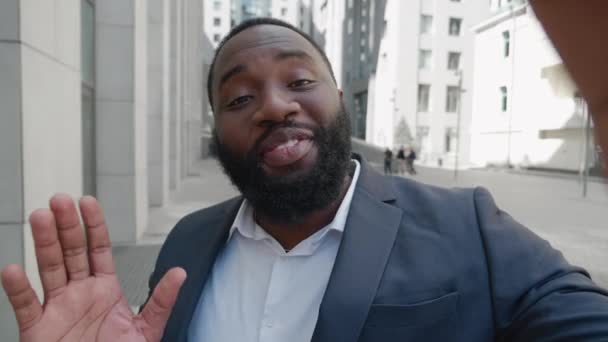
left=115, top=158, right=238, bottom=309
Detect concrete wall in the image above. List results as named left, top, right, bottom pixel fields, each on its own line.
left=96, top=0, right=149, bottom=243
left=147, top=0, right=169, bottom=207
left=0, top=0, right=209, bottom=321
left=470, top=5, right=586, bottom=171
left=0, top=1, right=82, bottom=334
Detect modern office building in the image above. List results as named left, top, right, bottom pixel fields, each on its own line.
left=340, top=0, right=388, bottom=140
left=0, top=3, right=211, bottom=336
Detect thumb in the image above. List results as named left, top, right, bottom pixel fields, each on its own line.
left=139, top=267, right=187, bottom=341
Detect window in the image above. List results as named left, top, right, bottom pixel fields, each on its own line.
left=214, top=18, right=221, bottom=26
left=446, top=86, right=460, bottom=112
left=213, top=1, right=221, bottom=10
left=418, top=50, right=432, bottom=69
left=347, top=18, right=353, bottom=34
left=213, top=34, right=221, bottom=43
left=500, top=86, right=508, bottom=112
left=447, top=52, right=461, bottom=70
left=420, top=15, right=433, bottom=34
left=449, top=17, right=462, bottom=36
left=445, top=127, right=457, bottom=153
left=502, top=30, right=510, bottom=57
left=417, top=84, right=431, bottom=112
left=281, top=7, right=287, bottom=16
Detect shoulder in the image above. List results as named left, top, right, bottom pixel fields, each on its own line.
left=378, top=176, right=489, bottom=238
left=387, top=175, right=478, bottom=208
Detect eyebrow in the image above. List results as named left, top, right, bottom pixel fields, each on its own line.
left=218, top=64, right=247, bottom=89
left=218, top=49, right=314, bottom=89
left=274, top=49, right=314, bottom=63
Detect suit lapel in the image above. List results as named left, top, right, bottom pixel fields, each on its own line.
left=312, top=158, right=403, bottom=342
left=166, top=198, right=242, bottom=342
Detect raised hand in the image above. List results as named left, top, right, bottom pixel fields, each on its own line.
left=1, top=194, right=186, bottom=341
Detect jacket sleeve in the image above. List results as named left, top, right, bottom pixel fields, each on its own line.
left=474, top=187, right=608, bottom=341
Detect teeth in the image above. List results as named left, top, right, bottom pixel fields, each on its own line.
left=275, top=139, right=298, bottom=150
left=284, top=139, right=299, bottom=147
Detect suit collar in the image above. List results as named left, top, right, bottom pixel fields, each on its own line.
left=167, top=197, right=243, bottom=342
left=312, top=155, right=402, bottom=342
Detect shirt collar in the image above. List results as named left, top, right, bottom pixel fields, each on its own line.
left=228, top=159, right=361, bottom=240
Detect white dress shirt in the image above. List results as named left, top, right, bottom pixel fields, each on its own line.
left=188, top=160, right=361, bottom=342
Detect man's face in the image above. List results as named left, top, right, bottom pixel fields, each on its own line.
left=211, top=24, right=352, bottom=223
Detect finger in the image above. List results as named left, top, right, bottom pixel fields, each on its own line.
left=30, top=209, right=68, bottom=299
left=1, top=264, right=43, bottom=332
left=139, top=267, right=187, bottom=340
left=50, top=194, right=90, bottom=281
left=79, top=196, right=115, bottom=276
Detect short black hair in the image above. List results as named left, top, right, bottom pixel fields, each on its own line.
left=206, top=17, right=337, bottom=112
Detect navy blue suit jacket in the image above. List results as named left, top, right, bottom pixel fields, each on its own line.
left=147, top=156, right=608, bottom=341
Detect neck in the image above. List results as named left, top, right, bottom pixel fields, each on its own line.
left=255, top=173, right=353, bottom=251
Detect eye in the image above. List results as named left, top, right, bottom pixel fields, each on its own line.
left=288, top=79, right=315, bottom=89
left=226, top=95, right=253, bottom=109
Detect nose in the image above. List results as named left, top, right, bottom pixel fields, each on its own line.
left=252, top=87, right=301, bottom=126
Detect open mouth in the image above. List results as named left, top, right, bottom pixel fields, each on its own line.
left=259, top=128, right=315, bottom=168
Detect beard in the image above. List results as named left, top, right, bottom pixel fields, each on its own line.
left=213, top=107, right=352, bottom=224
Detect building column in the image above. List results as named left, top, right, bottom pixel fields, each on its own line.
left=0, top=0, right=81, bottom=338
left=147, top=0, right=169, bottom=207
left=168, top=0, right=181, bottom=190
left=96, top=0, right=149, bottom=243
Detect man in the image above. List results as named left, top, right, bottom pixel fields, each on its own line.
left=3, top=18, right=608, bottom=342
left=396, top=146, right=406, bottom=175
left=406, top=147, right=417, bottom=175
left=384, top=148, right=393, bottom=174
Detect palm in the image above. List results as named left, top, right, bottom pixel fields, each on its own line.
left=1, top=195, right=186, bottom=342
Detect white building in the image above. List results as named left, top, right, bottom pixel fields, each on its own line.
left=369, top=0, right=490, bottom=168
left=310, top=0, right=346, bottom=89
left=271, top=0, right=312, bottom=32
left=0, top=2, right=210, bottom=336
left=204, top=0, right=232, bottom=46
left=470, top=2, right=597, bottom=172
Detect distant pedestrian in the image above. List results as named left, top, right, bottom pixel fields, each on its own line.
left=396, top=146, right=407, bottom=175
left=407, top=148, right=417, bottom=175
left=384, top=148, right=393, bottom=175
